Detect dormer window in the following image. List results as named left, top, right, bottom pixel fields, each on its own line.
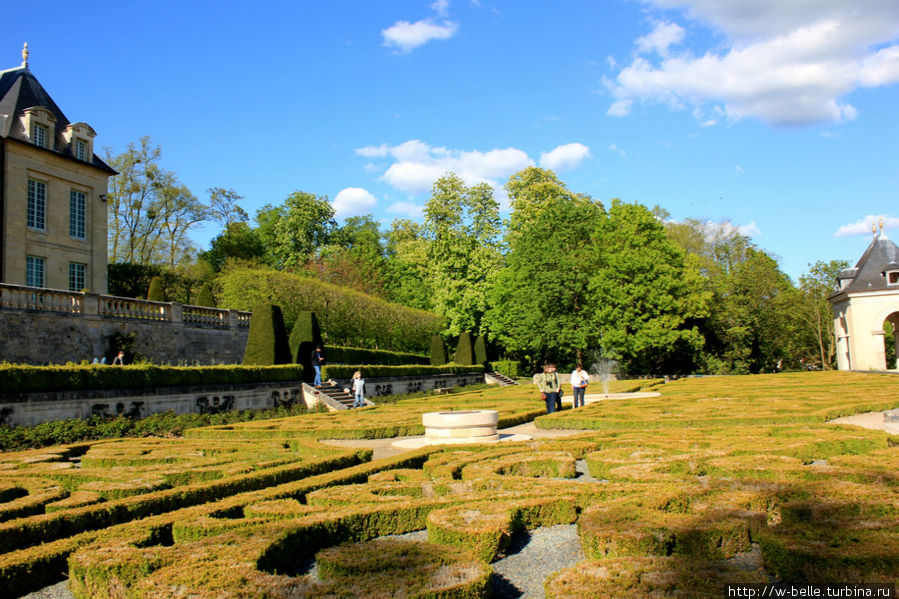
left=75, top=139, right=87, bottom=161
left=21, top=107, right=57, bottom=149
left=63, top=122, right=96, bottom=162
left=883, top=263, right=899, bottom=286
left=32, top=123, right=47, bottom=148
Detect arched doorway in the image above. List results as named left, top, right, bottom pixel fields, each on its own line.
left=884, top=312, right=899, bottom=370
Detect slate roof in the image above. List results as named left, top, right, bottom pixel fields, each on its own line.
left=831, top=233, right=899, bottom=300
left=0, top=65, right=115, bottom=173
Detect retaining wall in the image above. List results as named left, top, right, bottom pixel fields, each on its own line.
left=0, top=283, right=250, bottom=365
left=0, top=373, right=488, bottom=426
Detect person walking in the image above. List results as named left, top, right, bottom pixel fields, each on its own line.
left=351, top=371, right=365, bottom=408
left=311, top=346, right=325, bottom=387
left=111, top=350, right=125, bottom=366
left=534, top=363, right=562, bottom=414
left=571, top=363, right=589, bottom=408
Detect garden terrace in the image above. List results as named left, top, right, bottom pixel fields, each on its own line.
left=0, top=372, right=896, bottom=597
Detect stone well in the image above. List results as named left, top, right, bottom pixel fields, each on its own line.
left=391, top=409, right=531, bottom=449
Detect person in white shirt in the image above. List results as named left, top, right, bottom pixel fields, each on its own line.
left=570, top=364, right=589, bottom=408
left=352, top=371, right=365, bottom=408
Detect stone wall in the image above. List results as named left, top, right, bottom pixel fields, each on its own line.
left=1, top=373, right=489, bottom=426
left=0, top=284, right=250, bottom=365
left=0, top=380, right=302, bottom=427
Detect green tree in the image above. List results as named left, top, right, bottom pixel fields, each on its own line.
left=589, top=200, right=708, bottom=374
left=798, top=259, right=849, bottom=369
left=105, top=137, right=207, bottom=266
left=423, top=174, right=502, bottom=336
left=199, top=222, right=267, bottom=272
left=484, top=167, right=605, bottom=366
left=308, top=215, right=387, bottom=297
left=382, top=219, right=432, bottom=310
left=256, top=191, right=337, bottom=269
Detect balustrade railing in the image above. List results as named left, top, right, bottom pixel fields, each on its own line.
left=0, top=283, right=251, bottom=329
left=183, top=304, right=229, bottom=327
left=0, top=283, right=83, bottom=313
left=101, top=295, right=169, bottom=321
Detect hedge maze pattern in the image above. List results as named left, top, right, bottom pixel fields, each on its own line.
left=1, top=372, right=897, bottom=597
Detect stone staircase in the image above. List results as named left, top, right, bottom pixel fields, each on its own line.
left=487, top=372, right=519, bottom=386
left=309, top=382, right=358, bottom=409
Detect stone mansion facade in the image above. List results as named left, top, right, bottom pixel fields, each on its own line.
left=0, top=45, right=114, bottom=293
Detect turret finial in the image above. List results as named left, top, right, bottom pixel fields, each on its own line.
left=879, top=217, right=884, bottom=234
left=21, top=43, right=28, bottom=68
left=873, top=223, right=877, bottom=235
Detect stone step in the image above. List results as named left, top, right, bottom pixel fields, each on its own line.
left=488, top=372, right=519, bottom=386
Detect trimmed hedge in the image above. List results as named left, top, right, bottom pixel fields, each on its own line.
left=474, top=335, right=488, bottom=367
left=218, top=266, right=443, bottom=353
left=243, top=303, right=292, bottom=365
left=455, top=333, right=475, bottom=365
left=0, top=364, right=303, bottom=394
left=326, top=346, right=429, bottom=366
left=430, top=335, right=447, bottom=366
left=490, top=360, right=522, bottom=378
left=322, top=364, right=484, bottom=379
left=194, top=283, right=215, bottom=307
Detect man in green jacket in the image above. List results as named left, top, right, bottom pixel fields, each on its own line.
left=534, top=363, right=562, bottom=414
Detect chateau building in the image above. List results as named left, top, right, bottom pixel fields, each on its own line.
left=829, top=221, right=899, bottom=371
left=0, top=44, right=115, bottom=293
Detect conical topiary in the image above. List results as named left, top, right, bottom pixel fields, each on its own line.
left=289, top=311, right=324, bottom=384
left=454, top=332, right=475, bottom=366
left=473, top=335, right=488, bottom=368
left=195, top=283, right=215, bottom=307
left=243, top=303, right=292, bottom=365
left=430, top=335, right=447, bottom=366
left=147, top=276, right=166, bottom=302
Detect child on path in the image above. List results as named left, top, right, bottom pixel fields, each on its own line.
left=352, top=371, right=365, bottom=408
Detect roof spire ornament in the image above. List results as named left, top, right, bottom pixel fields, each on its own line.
left=879, top=217, right=885, bottom=235
left=873, top=223, right=877, bottom=236
left=21, top=43, right=28, bottom=68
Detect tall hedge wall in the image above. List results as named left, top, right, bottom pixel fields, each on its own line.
left=327, top=347, right=429, bottom=366
left=0, top=364, right=304, bottom=394
left=218, top=267, right=443, bottom=353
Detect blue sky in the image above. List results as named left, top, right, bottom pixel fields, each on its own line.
left=3, top=0, right=898, bottom=282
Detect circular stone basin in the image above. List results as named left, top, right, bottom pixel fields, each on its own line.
left=423, top=409, right=499, bottom=443
left=392, top=409, right=531, bottom=449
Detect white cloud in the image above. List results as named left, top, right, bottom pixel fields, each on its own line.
left=360, top=139, right=534, bottom=195
left=431, top=0, right=450, bottom=17
left=689, top=219, right=761, bottom=241
left=737, top=221, right=761, bottom=237
left=835, top=214, right=899, bottom=237
left=386, top=201, right=425, bottom=219
left=382, top=2, right=459, bottom=54
left=607, top=98, right=633, bottom=116
left=635, top=21, right=685, bottom=57
left=539, top=143, right=592, bottom=171
left=332, top=187, right=378, bottom=218
left=606, top=1, right=899, bottom=126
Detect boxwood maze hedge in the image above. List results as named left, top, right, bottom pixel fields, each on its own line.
left=0, top=372, right=896, bottom=597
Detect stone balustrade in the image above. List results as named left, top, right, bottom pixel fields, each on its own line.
left=0, top=283, right=251, bottom=330
left=0, top=283, right=254, bottom=365
left=0, top=283, right=83, bottom=313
